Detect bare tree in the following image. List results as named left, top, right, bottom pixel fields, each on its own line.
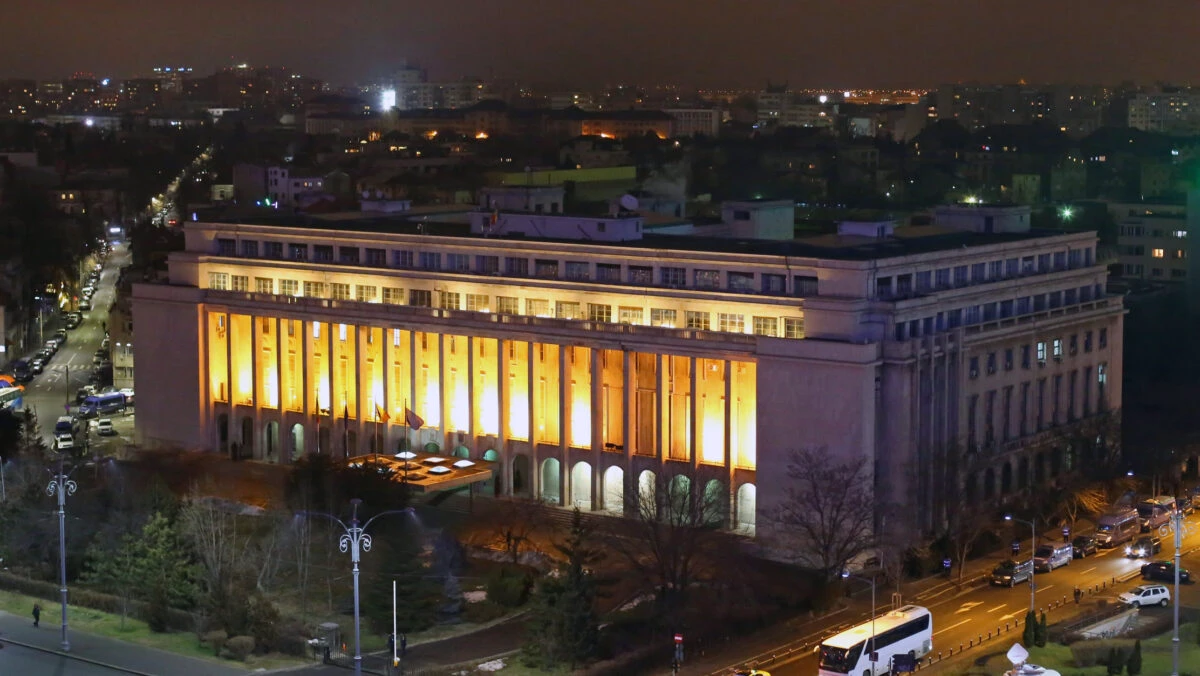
left=604, top=467, right=725, bottom=616
left=769, top=448, right=875, bottom=579
left=466, top=497, right=551, bottom=565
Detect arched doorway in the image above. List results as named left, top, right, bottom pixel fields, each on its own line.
left=637, top=470, right=656, bottom=517
left=239, top=417, right=253, bottom=460
left=736, top=483, right=756, bottom=534
left=216, top=413, right=229, bottom=454
left=703, top=479, right=726, bottom=526
left=570, top=462, right=592, bottom=510
left=668, top=475, right=691, bottom=524
left=482, top=450, right=500, bottom=496
left=318, top=426, right=332, bottom=455
left=453, top=446, right=470, bottom=459
left=512, top=454, right=531, bottom=497
left=263, top=421, right=279, bottom=463
left=602, top=466, right=624, bottom=514
left=1017, top=456, right=1029, bottom=490
left=1001, top=462, right=1013, bottom=495
left=290, top=423, right=305, bottom=461
left=984, top=467, right=996, bottom=499
left=541, top=458, right=561, bottom=504
left=423, top=441, right=441, bottom=454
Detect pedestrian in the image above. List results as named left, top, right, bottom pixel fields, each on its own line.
left=1073, top=586, right=1082, bottom=604
left=32, top=603, right=41, bottom=627
left=401, top=633, right=407, bottom=657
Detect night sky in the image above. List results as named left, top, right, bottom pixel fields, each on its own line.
left=2, top=0, right=1197, bottom=86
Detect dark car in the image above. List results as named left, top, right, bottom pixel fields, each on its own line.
left=1072, top=535, right=1098, bottom=558
left=1177, top=495, right=1195, bottom=516
left=1127, top=535, right=1163, bottom=559
left=1142, top=561, right=1192, bottom=584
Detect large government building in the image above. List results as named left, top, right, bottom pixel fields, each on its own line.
left=133, top=190, right=1123, bottom=542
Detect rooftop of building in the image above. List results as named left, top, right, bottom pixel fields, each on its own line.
left=200, top=211, right=1077, bottom=262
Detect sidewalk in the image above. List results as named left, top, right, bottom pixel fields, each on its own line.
left=383, top=614, right=527, bottom=671
left=0, top=610, right=247, bottom=676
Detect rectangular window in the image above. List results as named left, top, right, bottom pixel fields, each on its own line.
left=718, top=313, right=744, bottom=333
left=535, top=259, right=559, bottom=278
left=419, top=251, right=441, bottom=270
left=356, top=285, right=377, bottom=302
left=752, top=316, right=778, bottom=337
left=969, top=356, right=979, bottom=379
left=231, top=275, right=249, bottom=292
left=466, top=294, right=490, bottom=312
left=1083, top=367, right=1093, bottom=415
left=1084, top=330, right=1093, bottom=352
left=1005, top=258, right=1019, bottom=277
left=1152, top=248, right=1165, bottom=259
left=526, top=299, right=550, bottom=316
left=971, top=262, right=986, bottom=282
left=338, top=247, right=360, bottom=264
left=989, top=260, right=1003, bottom=279
left=1037, top=253, right=1051, bottom=271
left=1099, top=328, right=1108, bottom=348
left=1052, top=338, right=1063, bottom=359
left=240, top=240, right=259, bottom=257
left=727, top=271, right=755, bottom=292
left=217, top=238, right=236, bottom=256
left=1069, top=334, right=1078, bottom=355
left=555, top=301, right=581, bottom=320
left=876, top=277, right=893, bottom=298
left=208, top=272, right=229, bottom=290
left=393, top=250, right=414, bottom=268
left=304, top=281, right=328, bottom=298
left=366, top=248, right=386, bottom=266
left=916, top=270, right=932, bottom=292
left=279, top=279, right=299, bottom=296
left=793, top=275, right=819, bottom=296
left=1036, top=341, right=1047, bottom=365
left=312, top=245, right=333, bottom=262
left=255, top=277, right=274, bottom=294
left=1020, top=382, right=1030, bottom=435
left=783, top=317, right=805, bottom=338
left=1037, top=379, right=1046, bottom=430
left=476, top=255, right=500, bottom=274
left=651, top=309, right=677, bottom=327
left=505, top=257, right=529, bottom=276
left=587, top=303, right=612, bottom=322
left=596, top=263, right=621, bottom=282
left=446, top=253, right=469, bottom=271
left=660, top=266, right=686, bottom=286
left=935, top=268, right=951, bottom=288
left=438, top=291, right=460, bottom=310
left=1004, top=348, right=1014, bottom=371
left=409, top=289, right=432, bottom=307
left=565, top=261, right=590, bottom=280
left=986, top=352, right=997, bottom=375
left=694, top=269, right=720, bottom=289
left=1053, top=251, right=1066, bottom=269
left=497, top=296, right=519, bottom=314
left=264, top=242, right=283, bottom=259
left=330, top=283, right=350, bottom=301
left=1022, top=344, right=1031, bottom=369
left=762, top=273, right=786, bottom=295
left=685, top=311, right=710, bottom=330
left=953, top=265, right=969, bottom=286
left=339, top=324, right=348, bottom=342
left=1069, top=371, right=1078, bottom=421
left=618, top=306, right=643, bottom=324
left=628, top=265, right=653, bottom=285
left=967, top=394, right=978, bottom=447
left=1017, top=297, right=1031, bottom=315
left=382, top=287, right=404, bottom=305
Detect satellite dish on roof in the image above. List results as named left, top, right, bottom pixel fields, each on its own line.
left=619, top=194, right=639, bottom=211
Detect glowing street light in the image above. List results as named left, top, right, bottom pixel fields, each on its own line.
left=1060, top=206, right=1075, bottom=221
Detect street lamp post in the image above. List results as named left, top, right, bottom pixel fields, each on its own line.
left=1171, top=508, right=1184, bottom=676
left=843, top=569, right=878, bottom=675
left=1005, top=515, right=1036, bottom=615
left=298, top=500, right=411, bottom=676
left=46, top=453, right=79, bottom=652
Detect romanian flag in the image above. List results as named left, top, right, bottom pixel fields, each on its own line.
left=376, top=404, right=390, bottom=424
left=405, top=408, right=424, bottom=430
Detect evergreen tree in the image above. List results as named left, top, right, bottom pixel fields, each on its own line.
left=82, top=533, right=143, bottom=629
left=1022, top=610, right=1037, bottom=649
left=1106, top=647, right=1124, bottom=676
left=1034, top=611, right=1048, bottom=647
left=523, top=508, right=605, bottom=669
left=364, top=531, right=437, bottom=635
left=17, top=408, right=46, bottom=460
left=137, top=512, right=199, bottom=631
left=1125, top=639, right=1141, bottom=675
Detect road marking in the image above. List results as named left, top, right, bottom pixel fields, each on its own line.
left=998, top=611, right=1022, bottom=621
left=1081, top=566, right=1097, bottom=575
left=934, top=618, right=971, bottom=637
left=1035, top=585, right=1055, bottom=594
left=985, top=603, right=1007, bottom=613
left=956, top=601, right=984, bottom=614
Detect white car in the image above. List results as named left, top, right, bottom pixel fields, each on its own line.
left=119, top=388, right=135, bottom=404
left=1119, top=584, right=1170, bottom=608
left=55, top=433, right=75, bottom=451
left=96, top=419, right=115, bottom=436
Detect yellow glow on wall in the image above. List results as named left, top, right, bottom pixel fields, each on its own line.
left=508, top=372, right=529, bottom=440
left=423, top=377, right=441, bottom=428
left=448, top=372, right=469, bottom=432
left=317, top=375, right=330, bottom=411
left=230, top=314, right=253, bottom=405
left=478, top=374, right=499, bottom=436
left=570, top=382, right=591, bottom=447
left=265, top=366, right=279, bottom=408
left=207, top=312, right=228, bottom=401
left=701, top=412, right=723, bottom=464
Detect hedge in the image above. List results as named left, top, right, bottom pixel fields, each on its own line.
left=0, top=571, right=196, bottom=633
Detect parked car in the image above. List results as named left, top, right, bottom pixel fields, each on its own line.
left=76, top=386, right=97, bottom=404
left=1119, top=584, right=1170, bottom=608
left=1177, top=495, right=1195, bottom=516
left=64, top=313, right=81, bottom=329
left=1126, top=535, right=1163, bottom=559
left=1072, top=535, right=1098, bottom=558
left=54, top=433, right=74, bottom=451
left=118, top=388, right=135, bottom=405
left=1142, top=561, right=1192, bottom=584
left=54, top=328, right=68, bottom=344
left=96, top=419, right=115, bottom=436
left=36, top=348, right=53, bottom=362
left=30, top=358, right=44, bottom=374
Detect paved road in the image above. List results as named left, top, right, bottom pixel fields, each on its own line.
left=738, top=518, right=1200, bottom=676
left=0, top=640, right=132, bottom=675
left=17, top=245, right=136, bottom=450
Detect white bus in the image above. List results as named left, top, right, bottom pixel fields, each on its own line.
left=818, top=605, right=933, bottom=676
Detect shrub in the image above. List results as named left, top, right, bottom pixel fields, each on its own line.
left=1126, top=639, right=1142, bottom=675
left=464, top=600, right=507, bottom=624
left=221, top=635, right=256, bottom=662
left=1106, top=647, right=1125, bottom=675
left=487, top=568, right=530, bottom=608
left=202, top=630, right=228, bottom=656
left=276, top=632, right=311, bottom=658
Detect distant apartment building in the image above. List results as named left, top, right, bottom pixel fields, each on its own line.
left=266, top=167, right=326, bottom=207
left=1115, top=202, right=1189, bottom=281
left=1127, top=90, right=1200, bottom=133
left=664, top=108, right=724, bottom=137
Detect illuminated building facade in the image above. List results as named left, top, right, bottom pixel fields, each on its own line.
left=132, top=201, right=1122, bottom=540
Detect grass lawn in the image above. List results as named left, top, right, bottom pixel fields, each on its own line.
left=961, top=624, right=1200, bottom=675
left=0, top=589, right=306, bottom=671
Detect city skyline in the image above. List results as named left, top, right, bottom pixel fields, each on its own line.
left=2, top=1, right=1199, bottom=87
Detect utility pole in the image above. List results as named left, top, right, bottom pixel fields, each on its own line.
left=1171, top=508, right=1184, bottom=676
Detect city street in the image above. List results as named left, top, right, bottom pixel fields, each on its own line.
left=0, top=641, right=132, bottom=675
left=16, top=244, right=134, bottom=450
left=711, top=518, right=1200, bottom=676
